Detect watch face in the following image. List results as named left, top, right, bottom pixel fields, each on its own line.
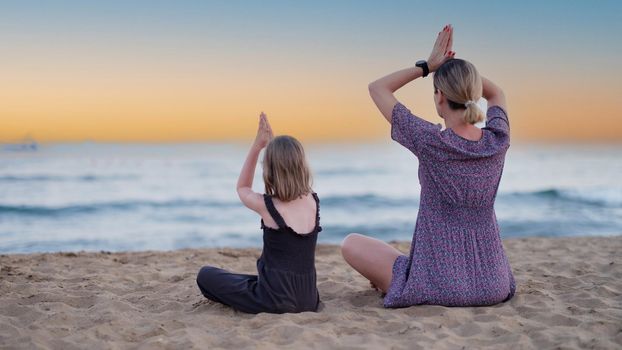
left=416, top=60, right=426, bottom=66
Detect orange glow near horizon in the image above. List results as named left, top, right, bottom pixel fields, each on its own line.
left=2, top=62, right=621, bottom=143
left=4, top=73, right=621, bottom=144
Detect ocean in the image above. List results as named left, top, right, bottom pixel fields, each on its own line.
left=1, top=142, right=620, bottom=253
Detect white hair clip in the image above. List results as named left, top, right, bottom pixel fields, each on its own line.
left=464, top=100, right=477, bottom=108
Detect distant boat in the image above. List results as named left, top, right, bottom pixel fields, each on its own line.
left=2, top=136, right=38, bottom=152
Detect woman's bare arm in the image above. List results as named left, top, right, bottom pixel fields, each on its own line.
left=368, top=68, right=424, bottom=122
left=482, top=76, right=507, bottom=111
left=368, top=24, right=455, bottom=123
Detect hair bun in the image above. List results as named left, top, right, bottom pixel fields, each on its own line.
left=464, top=101, right=484, bottom=125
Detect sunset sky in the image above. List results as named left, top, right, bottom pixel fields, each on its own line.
left=1, top=1, right=621, bottom=143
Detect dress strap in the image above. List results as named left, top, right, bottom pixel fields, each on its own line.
left=263, top=194, right=287, bottom=229
left=312, top=192, right=322, bottom=232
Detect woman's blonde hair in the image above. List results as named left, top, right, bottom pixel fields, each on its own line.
left=263, top=135, right=312, bottom=202
left=433, top=58, right=484, bottom=125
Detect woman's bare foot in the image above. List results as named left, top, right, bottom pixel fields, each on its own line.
left=370, top=281, right=379, bottom=291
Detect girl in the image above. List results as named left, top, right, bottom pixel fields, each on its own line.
left=341, top=25, right=516, bottom=307
left=197, top=113, right=321, bottom=314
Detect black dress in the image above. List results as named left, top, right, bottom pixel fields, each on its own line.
left=196, top=193, right=321, bottom=314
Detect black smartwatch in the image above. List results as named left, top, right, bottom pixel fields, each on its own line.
left=415, top=60, right=429, bottom=77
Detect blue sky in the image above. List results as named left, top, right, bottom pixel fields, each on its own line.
left=1, top=1, right=621, bottom=142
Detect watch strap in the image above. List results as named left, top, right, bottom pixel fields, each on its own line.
left=416, top=60, right=429, bottom=77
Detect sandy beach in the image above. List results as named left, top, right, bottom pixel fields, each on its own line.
left=0, top=236, right=620, bottom=349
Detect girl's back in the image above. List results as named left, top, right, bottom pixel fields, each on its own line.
left=263, top=193, right=318, bottom=234
left=258, top=192, right=321, bottom=312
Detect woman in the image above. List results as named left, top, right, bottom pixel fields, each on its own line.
left=341, top=25, right=516, bottom=307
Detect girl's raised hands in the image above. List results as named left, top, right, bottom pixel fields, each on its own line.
left=428, top=24, right=455, bottom=72
left=254, top=112, right=274, bottom=149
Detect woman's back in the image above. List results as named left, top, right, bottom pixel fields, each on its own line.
left=384, top=103, right=515, bottom=307
left=392, top=103, right=510, bottom=207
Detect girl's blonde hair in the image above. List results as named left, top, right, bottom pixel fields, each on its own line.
left=263, top=135, right=312, bottom=202
left=433, top=58, right=484, bottom=125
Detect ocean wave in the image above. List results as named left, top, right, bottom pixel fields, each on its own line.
left=0, top=174, right=138, bottom=182
left=500, top=188, right=622, bottom=207
left=0, top=194, right=415, bottom=217
left=2, top=188, right=619, bottom=219
left=321, top=188, right=622, bottom=209
left=315, top=168, right=389, bottom=176
left=322, top=189, right=621, bottom=209
left=320, top=194, right=416, bottom=208
left=0, top=198, right=239, bottom=217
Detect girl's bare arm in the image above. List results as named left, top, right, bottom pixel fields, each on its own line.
left=236, top=112, right=273, bottom=214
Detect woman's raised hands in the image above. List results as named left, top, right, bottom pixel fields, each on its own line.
left=254, top=112, right=274, bottom=149
left=428, top=24, right=455, bottom=72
